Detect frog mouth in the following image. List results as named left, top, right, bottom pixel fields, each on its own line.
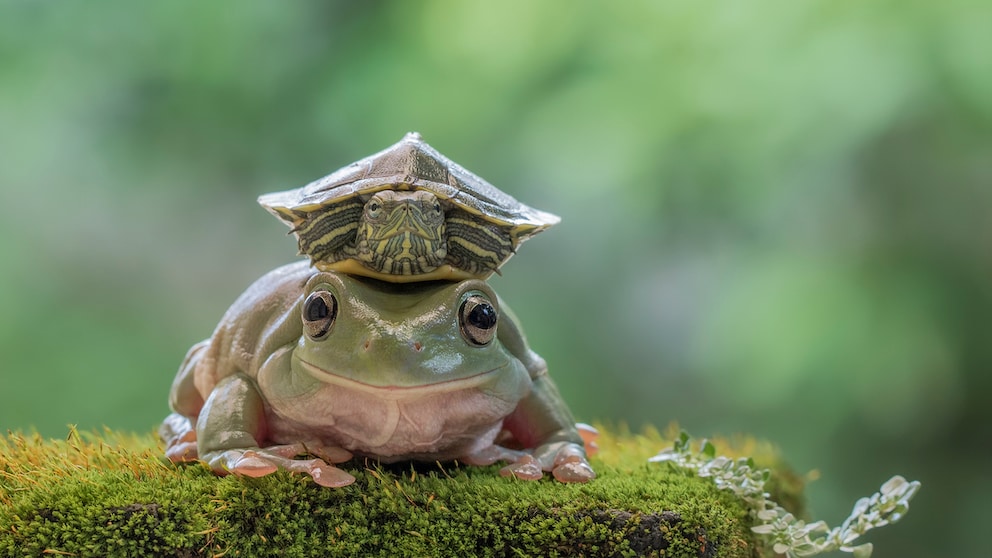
left=294, top=356, right=506, bottom=400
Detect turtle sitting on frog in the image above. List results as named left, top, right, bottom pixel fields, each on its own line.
left=257, top=132, right=560, bottom=282
left=161, top=133, right=595, bottom=487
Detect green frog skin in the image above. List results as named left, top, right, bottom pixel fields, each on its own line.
left=161, top=261, right=594, bottom=487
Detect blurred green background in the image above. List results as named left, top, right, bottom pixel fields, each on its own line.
left=2, top=1, right=988, bottom=555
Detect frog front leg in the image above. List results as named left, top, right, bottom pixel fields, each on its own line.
left=482, top=374, right=595, bottom=483
left=197, top=373, right=356, bottom=488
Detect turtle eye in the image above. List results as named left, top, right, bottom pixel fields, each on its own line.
left=302, top=291, right=337, bottom=340
left=432, top=200, right=442, bottom=215
left=366, top=199, right=382, bottom=219
left=459, top=294, right=497, bottom=346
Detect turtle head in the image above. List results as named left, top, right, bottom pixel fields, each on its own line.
left=355, top=190, right=448, bottom=275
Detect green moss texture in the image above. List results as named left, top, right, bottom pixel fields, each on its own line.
left=0, top=426, right=803, bottom=558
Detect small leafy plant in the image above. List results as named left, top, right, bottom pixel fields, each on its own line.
left=650, top=432, right=920, bottom=558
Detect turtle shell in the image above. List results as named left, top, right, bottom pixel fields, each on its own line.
left=258, top=132, right=560, bottom=282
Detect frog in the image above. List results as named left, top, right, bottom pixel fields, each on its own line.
left=160, top=260, right=595, bottom=487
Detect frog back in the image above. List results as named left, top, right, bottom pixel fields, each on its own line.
left=169, top=261, right=312, bottom=418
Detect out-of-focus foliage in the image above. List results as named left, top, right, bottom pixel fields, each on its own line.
left=653, top=432, right=922, bottom=558
left=1, top=1, right=988, bottom=556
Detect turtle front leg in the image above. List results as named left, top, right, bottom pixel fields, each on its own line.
left=196, top=374, right=356, bottom=488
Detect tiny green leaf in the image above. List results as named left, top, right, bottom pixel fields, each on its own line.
left=701, top=439, right=716, bottom=458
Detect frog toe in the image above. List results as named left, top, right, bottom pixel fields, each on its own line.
left=165, top=438, right=199, bottom=463
left=499, top=455, right=544, bottom=481
left=461, top=444, right=529, bottom=466
left=258, top=442, right=354, bottom=465
left=270, top=455, right=355, bottom=487
left=305, top=444, right=354, bottom=465
left=551, top=455, right=596, bottom=483
left=164, top=427, right=199, bottom=463
left=160, top=413, right=199, bottom=462
left=308, top=462, right=356, bottom=488
left=576, top=423, right=600, bottom=457
left=231, top=451, right=280, bottom=477
left=528, top=441, right=596, bottom=482
left=259, top=443, right=309, bottom=459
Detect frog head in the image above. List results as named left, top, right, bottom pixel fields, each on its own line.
left=287, top=270, right=525, bottom=396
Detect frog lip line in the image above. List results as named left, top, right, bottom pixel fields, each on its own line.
left=294, top=356, right=506, bottom=396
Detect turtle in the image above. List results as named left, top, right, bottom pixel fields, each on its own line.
left=258, top=132, right=560, bottom=283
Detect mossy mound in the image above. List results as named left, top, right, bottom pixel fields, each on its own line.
left=0, top=426, right=803, bottom=558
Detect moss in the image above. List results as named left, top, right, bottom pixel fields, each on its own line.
left=0, top=426, right=803, bottom=558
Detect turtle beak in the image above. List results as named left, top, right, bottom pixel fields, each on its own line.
left=398, top=207, right=418, bottom=233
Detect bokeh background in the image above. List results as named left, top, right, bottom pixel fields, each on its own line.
left=2, top=1, right=988, bottom=555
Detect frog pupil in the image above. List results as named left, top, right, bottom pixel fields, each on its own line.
left=458, top=295, right=497, bottom=345
left=306, top=297, right=328, bottom=321
left=303, top=292, right=337, bottom=340
left=468, top=303, right=496, bottom=330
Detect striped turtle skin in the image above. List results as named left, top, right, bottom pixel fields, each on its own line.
left=258, top=133, right=560, bottom=282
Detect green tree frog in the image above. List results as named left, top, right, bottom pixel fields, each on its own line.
left=161, top=261, right=595, bottom=487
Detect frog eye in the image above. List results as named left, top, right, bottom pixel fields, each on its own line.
left=459, top=294, right=497, bottom=346
left=302, top=291, right=337, bottom=340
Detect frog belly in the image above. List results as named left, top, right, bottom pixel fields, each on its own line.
left=263, top=382, right=525, bottom=461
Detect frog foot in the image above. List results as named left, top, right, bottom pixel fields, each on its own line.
left=498, top=453, right=595, bottom=483
left=460, top=444, right=530, bottom=467
left=550, top=453, right=596, bottom=483
left=465, top=442, right=595, bottom=483
left=205, top=446, right=356, bottom=488
left=264, top=442, right=355, bottom=465
left=159, top=412, right=199, bottom=463
left=461, top=445, right=545, bottom=480
left=499, top=455, right=545, bottom=481
left=518, top=441, right=596, bottom=483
